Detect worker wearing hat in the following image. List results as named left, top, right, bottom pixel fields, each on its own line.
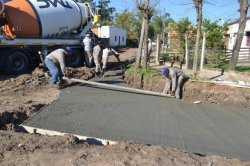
left=161, top=67, right=186, bottom=99
left=45, top=47, right=72, bottom=86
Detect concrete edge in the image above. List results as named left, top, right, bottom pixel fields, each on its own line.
left=20, top=90, right=62, bottom=125
left=19, top=125, right=117, bottom=146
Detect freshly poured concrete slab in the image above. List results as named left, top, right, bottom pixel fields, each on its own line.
left=22, top=76, right=250, bottom=161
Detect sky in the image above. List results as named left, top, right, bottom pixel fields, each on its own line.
left=97, top=0, right=240, bottom=24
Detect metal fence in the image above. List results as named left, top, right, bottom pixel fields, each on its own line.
left=186, top=47, right=250, bottom=69
left=225, top=48, right=250, bottom=64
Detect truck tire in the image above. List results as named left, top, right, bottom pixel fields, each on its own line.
left=66, top=49, right=83, bottom=68
left=4, top=51, right=30, bottom=74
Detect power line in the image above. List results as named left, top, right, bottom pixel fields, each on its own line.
left=167, top=0, right=193, bottom=6
left=177, top=6, right=194, bottom=17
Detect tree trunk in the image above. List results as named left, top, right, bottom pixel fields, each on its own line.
left=136, top=18, right=145, bottom=67
left=193, top=0, right=203, bottom=73
left=229, top=0, right=249, bottom=70
left=185, top=33, right=189, bottom=69
left=143, top=13, right=149, bottom=68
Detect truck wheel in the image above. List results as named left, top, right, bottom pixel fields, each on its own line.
left=66, top=49, right=83, bottom=67
left=4, top=51, right=30, bottom=74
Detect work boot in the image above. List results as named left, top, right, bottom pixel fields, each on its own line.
left=50, top=83, right=60, bottom=90
left=100, top=68, right=106, bottom=77
left=121, top=65, right=125, bottom=72
left=95, top=71, right=100, bottom=77
left=175, top=92, right=180, bottom=99
left=59, top=79, right=66, bottom=85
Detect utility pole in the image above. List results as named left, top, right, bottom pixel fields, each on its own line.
left=185, top=33, right=189, bottom=69
left=155, top=34, right=160, bottom=65
left=200, top=32, right=206, bottom=70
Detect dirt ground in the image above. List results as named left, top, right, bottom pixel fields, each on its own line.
left=0, top=48, right=250, bottom=165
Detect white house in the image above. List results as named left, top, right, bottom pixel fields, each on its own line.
left=226, top=19, right=250, bottom=50
left=92, top=26, right=126, bottom=47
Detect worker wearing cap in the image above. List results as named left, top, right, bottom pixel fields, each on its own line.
left=45, top=47, right=72, bottom=86
left=161, top=67, right=185, bottom=99
left=82, top=34, right=93, bottom=67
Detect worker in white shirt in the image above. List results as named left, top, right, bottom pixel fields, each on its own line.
left=82, top=34, right=93, bottom=67
left=101, top=47, right=121, bottom=77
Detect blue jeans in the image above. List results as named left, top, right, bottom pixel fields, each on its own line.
left=45, top=58, right=62, bottom=85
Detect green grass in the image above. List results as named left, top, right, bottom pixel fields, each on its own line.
left=204, top=64, right=250, bottom=73
left=235, top=66, right=250, bottom=72
left=126, top=64, right=161, bottom=79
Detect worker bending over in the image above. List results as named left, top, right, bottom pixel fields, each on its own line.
left=161, top=67, right=186, bottom=99
left=101, top=47, right=121, bottom=77
left=45, top=47, right=72, bottom=86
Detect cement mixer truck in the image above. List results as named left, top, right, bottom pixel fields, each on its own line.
left=0, top=0, right=100, bottom=74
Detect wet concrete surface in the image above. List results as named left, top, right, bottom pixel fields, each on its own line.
left=23, top=70, right=250, bottom=161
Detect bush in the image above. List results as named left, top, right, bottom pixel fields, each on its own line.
left=205, top=50, right=227, bottom=68
left=126, top=39, right=138, bottom=47
left=126, top=64, right=161, bottom=79
left=160, top=53, right=172, bottom=62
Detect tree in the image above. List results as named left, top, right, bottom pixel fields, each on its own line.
left=229, top=0, right=249, bottom=70
left=175, top=18, right=192, bottom=60
left=151, top=11, right=173, bottom=42
left=114, top=10, right=141, bottom=40
left=134, top=0, right=159, bottom=68
left=193, top=0, right=203, bottom=73
left=202, top=19, right=228, bottom=49
left=97, top=0, right=116, bottom=25
left=151, top=16, right=163, bottom=35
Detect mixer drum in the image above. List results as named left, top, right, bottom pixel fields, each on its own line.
left=2, top=0, right=88, bottom=38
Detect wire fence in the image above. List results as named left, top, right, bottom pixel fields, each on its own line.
left=163, top=47, right=250, bottom=69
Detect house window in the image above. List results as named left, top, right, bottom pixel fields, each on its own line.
left=246, top=31, right=250, bottom=46
left=122, top=37, right=124, bottom=41
left=115, top=36, right=117, bottom=41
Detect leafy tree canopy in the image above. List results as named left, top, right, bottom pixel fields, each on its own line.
left=114, top=9, right=141, bottom=40
left=175, top=18, right=192, bottom=35
left=202, top=19, right=228, bottom=48
left=97, top=0, right=116, bottom=25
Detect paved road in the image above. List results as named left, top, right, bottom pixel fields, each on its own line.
left=23, top=70, right=250, bottom=161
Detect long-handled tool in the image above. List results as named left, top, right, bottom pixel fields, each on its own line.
left=63, top=77, right=174, bottom=98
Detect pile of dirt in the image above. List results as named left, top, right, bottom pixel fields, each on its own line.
left=66, top=67, right=94, bottom=80
left=0, top=68, right=58, bottom=130
left=183, top=81, right=250, bottom=107
left=0, top=130, right=248, bottom=165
